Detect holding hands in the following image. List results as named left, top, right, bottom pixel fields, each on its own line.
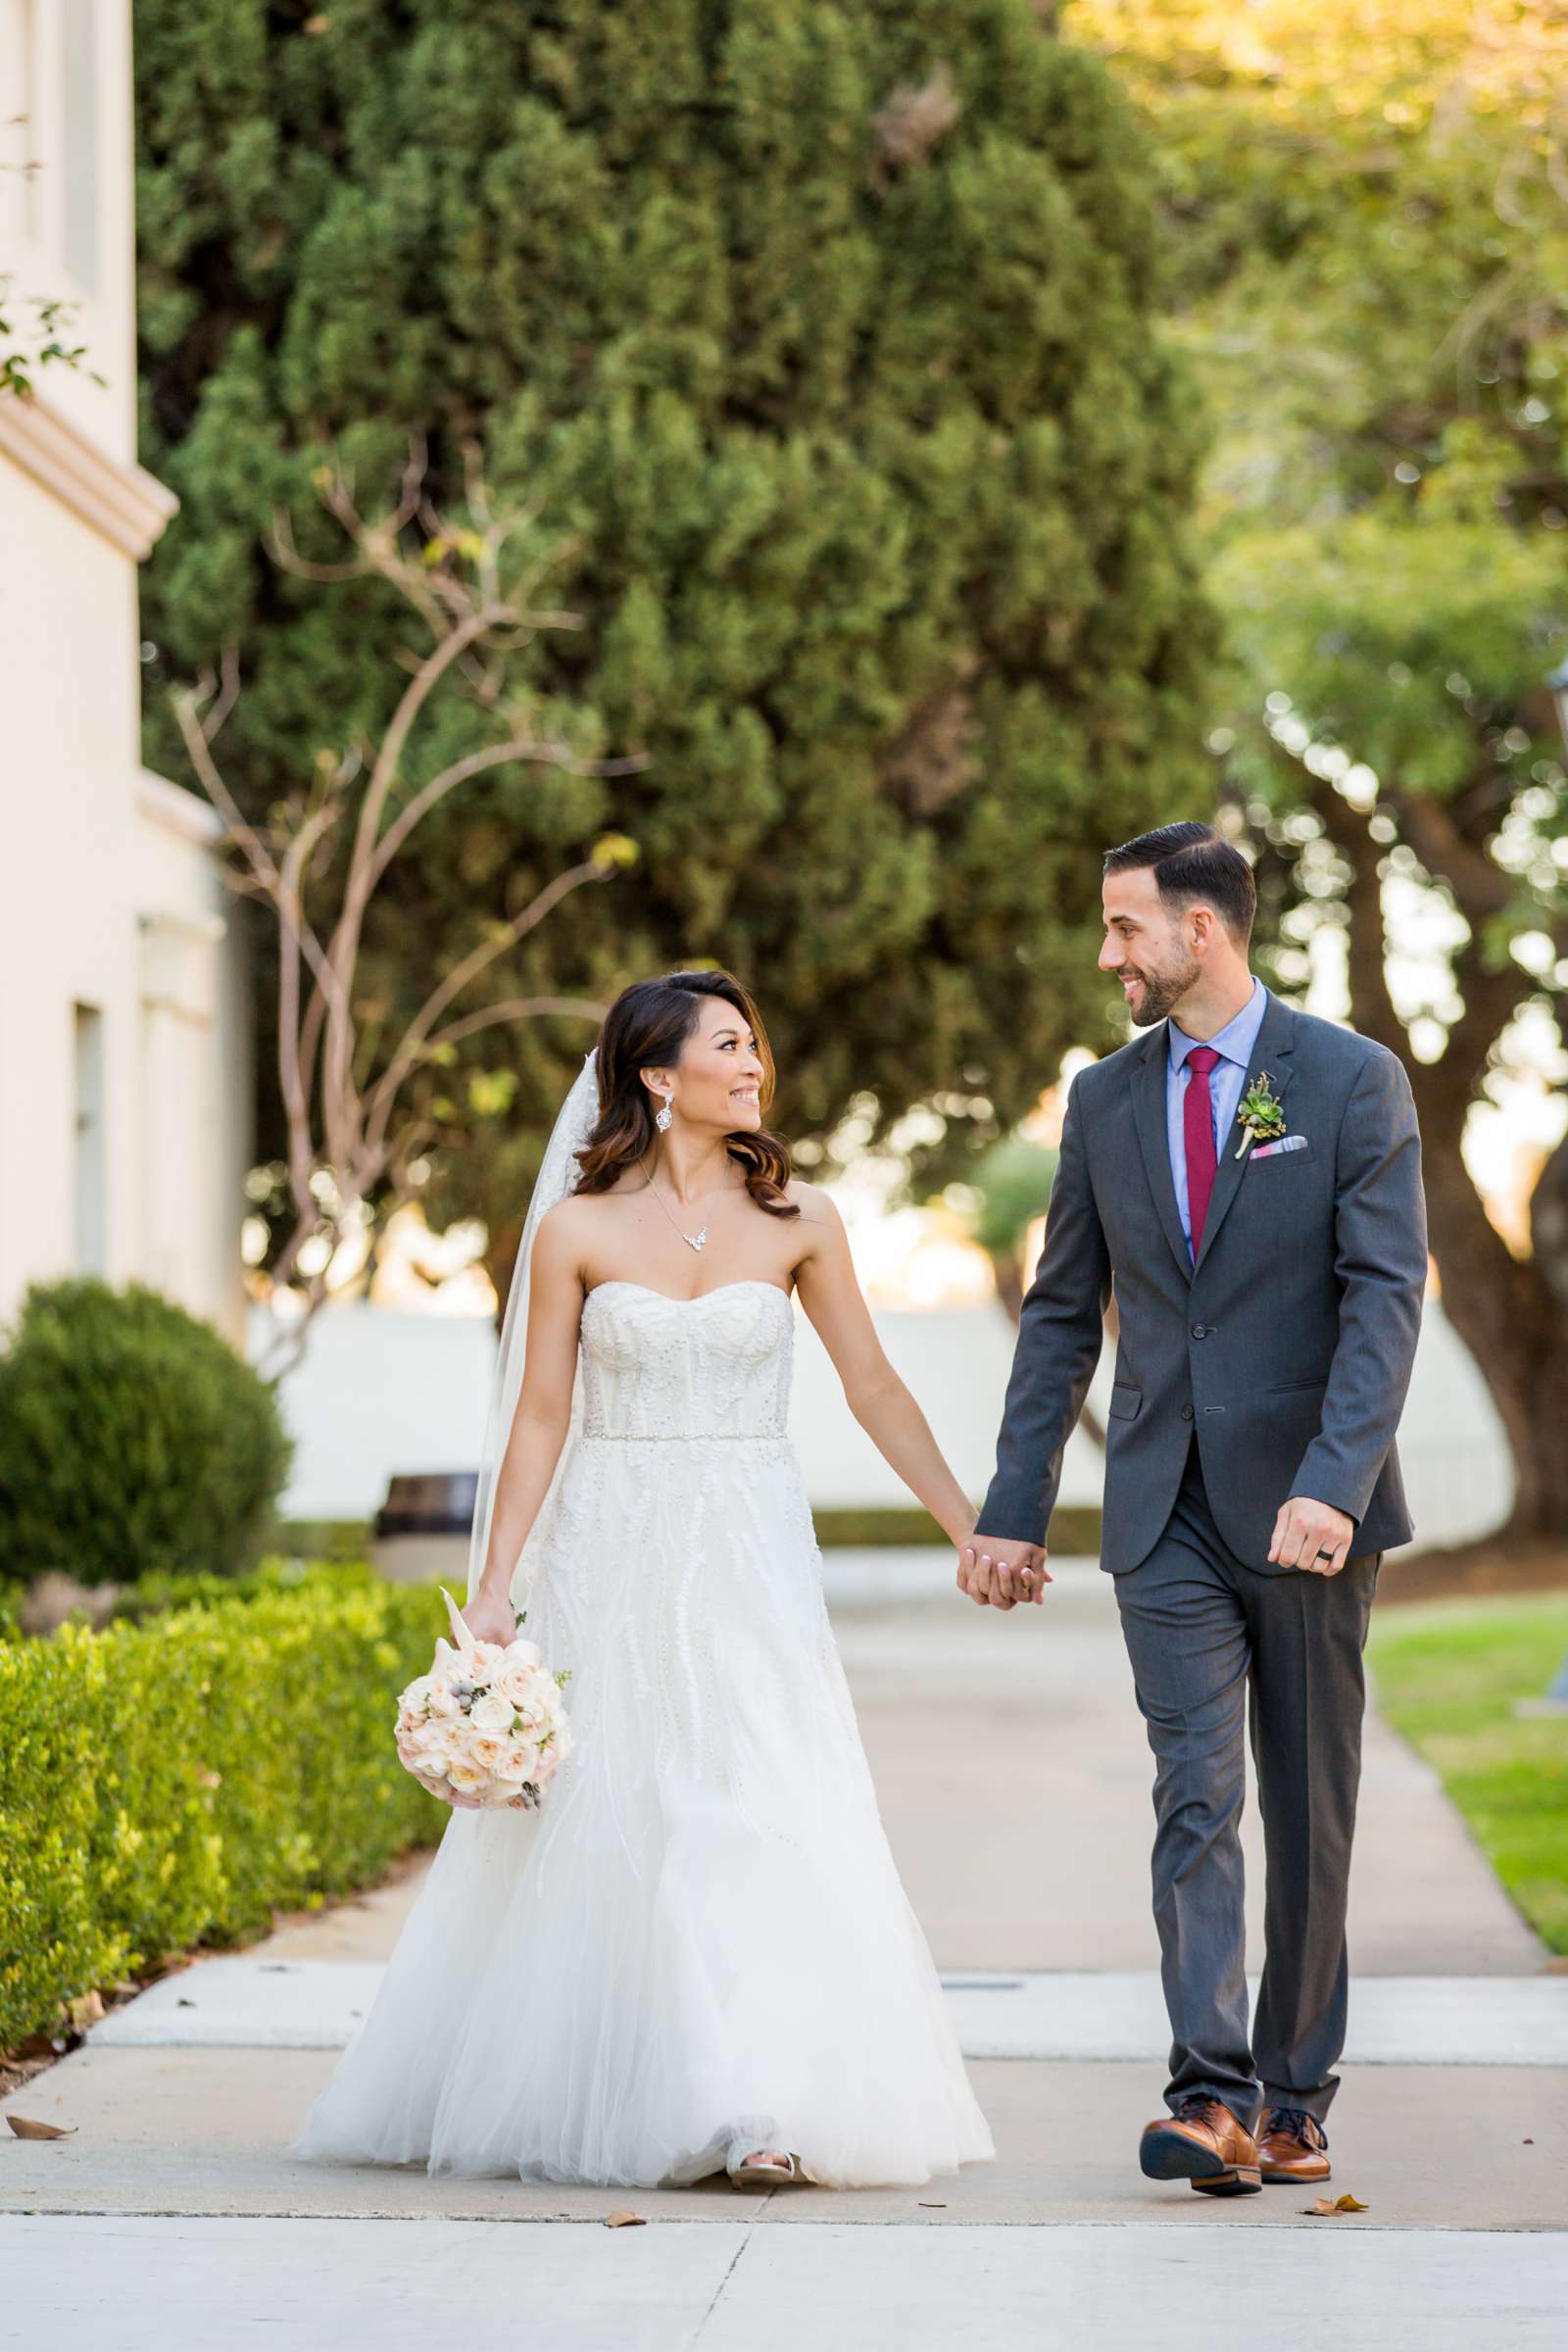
left=956, top=1534, right=1051, bottom=1609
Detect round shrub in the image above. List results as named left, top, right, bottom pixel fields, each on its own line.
left=0, top=1279, right=293, bottom=1588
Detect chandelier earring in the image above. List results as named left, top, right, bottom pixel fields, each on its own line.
left=656, top=1091, right=674, bottom=1134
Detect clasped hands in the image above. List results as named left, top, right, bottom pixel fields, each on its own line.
left=956, top=1493, right=1356, bottom=1610
left=956, top=1535, right=1050, bottom=1610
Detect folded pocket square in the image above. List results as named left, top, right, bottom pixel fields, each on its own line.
left=1252, top=1134, right=1308, bottom=1158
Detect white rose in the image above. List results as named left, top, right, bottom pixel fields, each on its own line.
left=494, top=1658, right=546, bottom=1708
left=401, top=1674, right=434, bottom=1714
left=469, top=1691, right=514, bottom=1733
left=499, top=1737, right=540, bottom=1782
left=446, top=1755, right=487, bottom=1791
left=427, top=1682, right=462, bottom=1719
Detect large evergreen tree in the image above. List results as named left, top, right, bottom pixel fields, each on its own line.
left=134, top=0, right=1214, bottom=1278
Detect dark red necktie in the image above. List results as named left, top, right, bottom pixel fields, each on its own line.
left=1183, top=1046, right=1221, bottom=1259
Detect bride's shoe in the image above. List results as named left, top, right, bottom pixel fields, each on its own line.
left=727, top=2146, right=807, bottom=2190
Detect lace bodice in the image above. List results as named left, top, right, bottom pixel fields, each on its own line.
left=576, top=1279, right=794, bottom=1442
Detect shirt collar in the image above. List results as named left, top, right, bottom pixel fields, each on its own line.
left=1168, top=976, right=1266, bottom=1074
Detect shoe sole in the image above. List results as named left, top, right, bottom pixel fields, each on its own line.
left=1141, top=2127, right=1262, bottom=2196
left=1259, top=2166, right=1331, bottom=2185
left=728, top=2163, right=804, bottom=2191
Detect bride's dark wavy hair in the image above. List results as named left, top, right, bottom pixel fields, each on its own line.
left=572, top=970, right=800, bottom=1221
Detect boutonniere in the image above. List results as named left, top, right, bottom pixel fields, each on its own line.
left=1234, top=1070, right=1288, bottom=1160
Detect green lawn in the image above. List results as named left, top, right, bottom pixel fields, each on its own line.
left=1367, top=1594, right=1568, bottom=1956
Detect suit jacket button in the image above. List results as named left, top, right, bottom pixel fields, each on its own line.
left=1191, top=1323, right=1207, bottom=1339
left=1180, top=1404, right=1195, bottom=1421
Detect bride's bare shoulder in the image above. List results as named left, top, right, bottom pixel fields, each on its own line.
left=782, top=1178, right=843, bottom=1232
left=531, top=1191, right=614, bottom=1271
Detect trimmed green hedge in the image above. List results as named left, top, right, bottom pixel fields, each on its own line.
left=0, top=1563, right=447, bottom=2057
left=276, top=1509, right=1111, bottom=1559
left=812, top=1504, right=1103, bottom=1555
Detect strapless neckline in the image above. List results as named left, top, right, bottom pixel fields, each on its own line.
left=583, top=1278, right=794, bottom=1310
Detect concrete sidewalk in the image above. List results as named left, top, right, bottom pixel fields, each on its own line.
left=5, top=1562, right=1564, bottom=2346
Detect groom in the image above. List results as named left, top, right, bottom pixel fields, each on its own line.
left=961, top=822, right=1427, bottom=2195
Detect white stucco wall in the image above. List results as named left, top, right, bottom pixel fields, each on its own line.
left=0, top=0, right=248, bottom=1344
left=256, top=1292, right=1513, bottom=1546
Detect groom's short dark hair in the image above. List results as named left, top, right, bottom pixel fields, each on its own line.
left=1103, top=822, right=1256, bottom=947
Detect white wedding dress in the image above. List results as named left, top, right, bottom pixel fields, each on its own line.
left=288, top=1277, right=995, bottom=2187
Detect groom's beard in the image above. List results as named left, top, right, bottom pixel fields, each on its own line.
left=1122, top=955, right=1201, bottom=1027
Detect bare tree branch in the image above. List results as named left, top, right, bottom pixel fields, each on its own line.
left=176, top=456, right=639, bottom=1356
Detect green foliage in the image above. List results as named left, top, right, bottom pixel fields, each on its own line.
left=1066, top=3, right=1568, bottom=985
left=79, top=1552, right=361, bottom=1627
left=1369, top=1593, right=1568, bottom=1953
left=0, top=1280, right=292, bottom=1590
left=0, top=282, right=105, bottom=398
left=813, top=1501, right=1102, bottom=1551
left=968, top=1136, right=1060, bottom=1259
left=0, top=1564, right=448, bottom=2056
left=134, top=0, right=1217, bottom=1228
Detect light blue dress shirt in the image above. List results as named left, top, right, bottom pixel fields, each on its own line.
left=1166, top=977, right=1268, bottom=1253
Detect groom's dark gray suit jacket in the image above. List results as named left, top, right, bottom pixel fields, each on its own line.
left=978, top=988, right=1428, bottom=1573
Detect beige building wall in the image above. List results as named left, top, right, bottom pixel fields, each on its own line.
left=0, top=0, right=249, bottom=1343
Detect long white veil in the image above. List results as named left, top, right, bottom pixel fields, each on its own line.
left=464, top=1046, right=601, bottom=1615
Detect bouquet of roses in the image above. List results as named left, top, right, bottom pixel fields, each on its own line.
left=394, top=1586, right=573, bottom=1812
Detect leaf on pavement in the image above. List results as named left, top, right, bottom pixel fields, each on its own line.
left=605, top=2209, right=646, bottom=2228
left=1304, top=2192, right=1367, bottom=2215
left=7, top=2114, right=77, bottom=2138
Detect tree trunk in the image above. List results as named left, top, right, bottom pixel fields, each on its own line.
left=1417, top=1114, right=1568, bottom=1540
left=484, top=1214, right=524, bottom=1337
left=988, top=1248, right=1110, bottom=1449
left=1309, top=770, right=1568, bottom=1542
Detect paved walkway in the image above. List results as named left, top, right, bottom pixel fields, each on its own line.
left=5, top=1560, right=1564, bottom=2347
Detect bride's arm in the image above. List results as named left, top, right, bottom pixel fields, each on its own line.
left=791, top=1185, right=976, bottom=1549
left=473, top=1208, right=585, bottom=1614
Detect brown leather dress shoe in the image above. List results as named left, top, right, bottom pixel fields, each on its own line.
left=1256, top=2105, right=1331, bottom=2183
left=1140, top=2094, right=1262, bottom=2195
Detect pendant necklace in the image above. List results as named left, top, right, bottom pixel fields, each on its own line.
left=640, top=1155, right=709, bottom=1253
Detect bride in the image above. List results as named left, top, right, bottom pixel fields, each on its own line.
left=288, top=968, right=995, bottom=2190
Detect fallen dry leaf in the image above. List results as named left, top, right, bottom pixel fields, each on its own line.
left=918, top=2201, right=947, bottom=2209
left=604, top=2209, right=645, bottom=2229
left=1303, top=2192, right=1367, bottom=2216
left=7, top=2115, right=77, bottom=2139
left=68, top=1989, right=105, bottom=2031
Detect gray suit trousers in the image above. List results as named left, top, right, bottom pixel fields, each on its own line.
left=1113, top=1438, right=1380, bottom=2128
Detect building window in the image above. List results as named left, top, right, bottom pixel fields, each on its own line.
left=74, top=1000, right=106, bottom=1274
left=0, top=0, right=40, bottom=246
left=61, top=0, right=97, bottom=294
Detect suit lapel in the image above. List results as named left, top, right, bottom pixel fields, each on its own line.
left=1132, top=1027, right=1196, bottom=1283
left=1192, top=987, right=1298, bottom=1275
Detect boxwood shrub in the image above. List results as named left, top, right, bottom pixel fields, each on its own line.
left=0, top=1278, right=293, bottom=1590
left=0, top=1563, right=448, bottom=2057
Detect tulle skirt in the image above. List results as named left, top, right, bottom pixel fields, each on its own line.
left=286, top=1431, right=995, bottom=2186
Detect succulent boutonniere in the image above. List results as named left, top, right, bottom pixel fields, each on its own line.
left=1234, top=1071, right=1287, bottom=1160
